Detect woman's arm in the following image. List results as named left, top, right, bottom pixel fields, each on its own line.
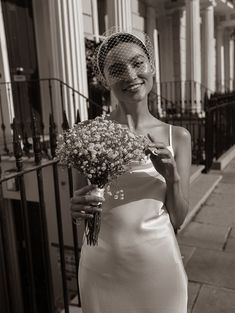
left=148, top=126, right=192, bottom=229
left=165, top=126, right=191, bottom=229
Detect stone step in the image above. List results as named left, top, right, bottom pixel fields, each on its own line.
left=180, top=172, right=222, bottom=232
left=190, top=164, right=205, bottom=184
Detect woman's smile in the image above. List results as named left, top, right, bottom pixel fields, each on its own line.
left=123, top=81, right=144, bottom=92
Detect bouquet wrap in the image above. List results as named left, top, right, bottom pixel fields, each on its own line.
left=86, top=187, right=104, bottom=245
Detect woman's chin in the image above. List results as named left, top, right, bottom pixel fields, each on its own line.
left=125, top=89, right=147, bottom=102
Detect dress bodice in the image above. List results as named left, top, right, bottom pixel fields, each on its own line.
left=98, top=145, right=174, bottom=248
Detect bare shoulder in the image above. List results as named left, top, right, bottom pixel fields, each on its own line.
left=172, top=125, right=191, bottom=142
left=171, top=125, right=191, bottom=155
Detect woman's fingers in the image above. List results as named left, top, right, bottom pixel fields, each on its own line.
left=74, top=184, right=97, bottom=196
left=71, top=205, right=102, bottom=222
left=71, top=194, right=104, bottom=205
left=149, top=147, right=172, bottom=159
left=72, top=212, right=94, bottom=219
left=71, top=204, right=102, bottom=213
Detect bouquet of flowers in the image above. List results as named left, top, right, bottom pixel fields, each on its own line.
left=56, top=116, right=149, bottom=245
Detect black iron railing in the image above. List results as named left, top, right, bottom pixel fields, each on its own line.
left=154, top=80, right=211, bottom=113
left=204, top=91, right=235, bottom=172
left=148, top=89, right=206, bottom=165
left=0, top=115, right=84, bottom=313
left=149, top=89, right=235, bottom=169
left=0, top=78, right=110, bottom=156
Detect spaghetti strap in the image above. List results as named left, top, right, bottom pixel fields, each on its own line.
left=169, top=125, right=173, bottom=148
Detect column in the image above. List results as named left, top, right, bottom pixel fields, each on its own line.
left=48, top=0, right=88, bottom=125
left=172, top=8, right=187, bottom=111
left=0, top=2, right=14, bottom=151
left=106, top=0, right=132, bottom=109
left=91, top=0, right=100, bottom=43
left=186, top=0, right=201, bottom=112
left=146, top=6, right=162, bottom=116
left=201, top=1, right=216, bottom=93
left=216, top=26, right=225, bottom=92
left=158, top=15, right=174, bottom=101
left=107, top=0, right=132, bottom=31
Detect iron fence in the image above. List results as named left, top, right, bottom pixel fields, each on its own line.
left=0, top=78, right=109, bottom=156
left=0, top=117, right=83, bottom=313
left=148, top=90, right=206, bottom=165
left=154, top=80, right=211, bottom=113
left=148, top=90, right=235, bottom=170
left=204, top=92, right=235, bottom=172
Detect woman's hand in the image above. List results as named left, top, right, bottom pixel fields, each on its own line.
left=146, top=135, right=180, bottom=184
left=70, top=185, right=105, bottom=221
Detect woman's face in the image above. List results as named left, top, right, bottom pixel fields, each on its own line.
left=103, top=42, right=154, bottom=103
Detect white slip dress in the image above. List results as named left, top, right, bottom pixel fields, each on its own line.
left=79, top=125, right=188, bottom=313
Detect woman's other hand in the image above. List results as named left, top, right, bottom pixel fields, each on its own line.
left=146, top=136, right=180, bottom=184
left=70, top=185, right=105, bottom=220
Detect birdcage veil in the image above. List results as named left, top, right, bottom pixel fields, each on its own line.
left=92, top=27, right=155, bottom=87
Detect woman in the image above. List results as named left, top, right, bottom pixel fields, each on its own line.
left=71, top=30, right=191, bottom=313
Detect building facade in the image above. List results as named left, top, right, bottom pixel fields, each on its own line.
left=1, top=1, right=235, bottom=311
left=0, top=0, right=235, bottom=151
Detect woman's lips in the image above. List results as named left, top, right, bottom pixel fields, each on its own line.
left=123, top=82, right=144, bottom=92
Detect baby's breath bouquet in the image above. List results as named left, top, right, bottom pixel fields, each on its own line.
left=56, top=116, right=148, bottom=245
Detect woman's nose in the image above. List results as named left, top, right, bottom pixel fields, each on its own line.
left=124, top=65, right=138, bottom=80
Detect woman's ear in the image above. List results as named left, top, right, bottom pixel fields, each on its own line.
left=151, top=64, right=156, bottom=75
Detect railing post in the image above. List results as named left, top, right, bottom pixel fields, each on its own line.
left=0, top=159, right=11, bottom=313
left=76, top=109, right=81, bottom=124
left=49, top=114, right=57, bottom=159
left=61, top=109, right=82, bottom=306
left=0, top=89, right=9, bottom=155
left=12, top=118, right=38, bottom=313
left=62, top=110, right=70, bottom=131
left=49, top=113, right=70, bottom=312
left=232, top=93, right=235, bottom=145
left=204, top=93, right=212, bottom=172
left=31, top=110, right=56, bottom=313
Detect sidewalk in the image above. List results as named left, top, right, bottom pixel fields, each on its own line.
left=178, top=157, right=235, bottom=313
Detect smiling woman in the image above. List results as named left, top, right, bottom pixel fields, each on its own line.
left=71, top=29, right=191, bottom=313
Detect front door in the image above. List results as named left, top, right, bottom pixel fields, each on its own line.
left=1, top=0, right=41, bottom=138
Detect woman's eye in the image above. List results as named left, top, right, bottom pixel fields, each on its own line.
left=133, top=61, right=144, bottom=68
left=110, top=65, right=125, bottom=77
left=109, top=69, right=119, bottom=76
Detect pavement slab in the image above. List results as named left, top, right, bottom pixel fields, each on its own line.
left=185, top=248, right=235, bottom=290
left=194, top=204, right=235, bottom=227
left=178, top=221, right=229, bottom=250
left=225, top=228, right=235, bottom=253
left=178, top=244, right=196, bottom=267
left=191, top=285, right=235, bottom=313
left=224, top=161, right=235, bottom=172
left=213, top=182, right=235, bottom=195
left=220, top=172, right=235, bottom=184
left=204, top=192, right=235, bottom=209
left=181, top=173, right=222, bottom=230
left=188, top=282, right=201, bottom=313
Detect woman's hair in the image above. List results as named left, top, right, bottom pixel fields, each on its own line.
left=93, top=31, right=154, bottom=86
left=98, top=33, right=150, bottom=76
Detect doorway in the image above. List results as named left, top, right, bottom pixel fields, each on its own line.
left=1, top=0, right=41, bottom=137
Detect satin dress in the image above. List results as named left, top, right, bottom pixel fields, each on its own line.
left=79, top=137, right=188, bottom=313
